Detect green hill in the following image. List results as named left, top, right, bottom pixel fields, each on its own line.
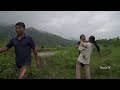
left=0, top=23, right=77, bottom=48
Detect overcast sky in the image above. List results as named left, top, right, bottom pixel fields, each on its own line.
left=0, top=11, right=120, bottom=40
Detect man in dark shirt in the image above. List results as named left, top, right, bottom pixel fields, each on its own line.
left=0, top=22, right=40, bottom=79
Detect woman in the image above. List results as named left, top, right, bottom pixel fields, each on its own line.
left=76, top=36, right=100, bottom=79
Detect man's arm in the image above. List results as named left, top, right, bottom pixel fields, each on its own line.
left=29, top=37, right=40, bottom=67
left=1, top=38, right=13, bottom=53
left=0, top=47, right=9, bottom=53
left=32, top=47, right=40, bottom=68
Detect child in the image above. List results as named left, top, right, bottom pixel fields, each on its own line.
left=78, top=35, right=88, bottom=59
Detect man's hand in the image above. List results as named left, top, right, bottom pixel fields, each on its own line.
left=36, top=59, right=40, bottom=69
left=32, top=47, right=41, bottom=69
left=0, top=47, right=9, bottom=53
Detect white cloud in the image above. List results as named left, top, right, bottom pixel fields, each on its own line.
left=0, top=11, right=120, bottom=40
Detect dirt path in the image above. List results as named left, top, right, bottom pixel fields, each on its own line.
left=37, top=51, right=57, bottom=57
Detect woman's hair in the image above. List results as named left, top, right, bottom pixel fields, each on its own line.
left=89, top=36, right=100, bottom=52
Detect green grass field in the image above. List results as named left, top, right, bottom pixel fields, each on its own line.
left=111, top=47, right=120, bottom=57
left=0, top=45, right=120, bottom=79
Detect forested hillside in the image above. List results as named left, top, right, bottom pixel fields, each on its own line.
left=0, top=24, right=77, bottom=48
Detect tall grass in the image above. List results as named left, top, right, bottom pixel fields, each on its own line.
left=0, top=46, right=120, bottom=79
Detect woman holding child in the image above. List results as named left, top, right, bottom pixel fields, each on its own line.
left=76, top=34, right=100, bottom=79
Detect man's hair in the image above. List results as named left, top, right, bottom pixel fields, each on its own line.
left=15, top=22, right=25, bottom=29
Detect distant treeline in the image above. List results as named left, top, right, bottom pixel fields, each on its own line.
left=96, top=37, right=120, bottom=47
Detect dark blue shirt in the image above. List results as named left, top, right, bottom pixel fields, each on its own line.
left=6, top=34, right=35, bottom=67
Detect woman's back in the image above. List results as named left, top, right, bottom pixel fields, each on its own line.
left=83, top=42, right=93, bottom=59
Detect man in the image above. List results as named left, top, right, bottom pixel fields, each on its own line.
left=0, top=22, right=40, bottom=79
